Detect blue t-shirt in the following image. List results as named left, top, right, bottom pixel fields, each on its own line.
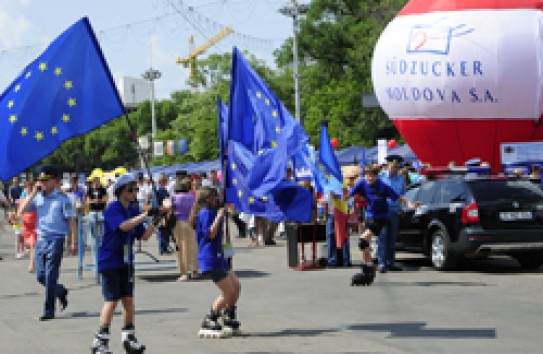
left=350, top=178, right=399, bottom=220
left=379, top=171, right=406, bottom=212
left=98, top=201, right=145, bottom=272
left=195, top=208, right=226, bottom=272
left=29, top=189, right=75, bottom=241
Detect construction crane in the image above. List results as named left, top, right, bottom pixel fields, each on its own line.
left=176, top=26, right=233, bottom=87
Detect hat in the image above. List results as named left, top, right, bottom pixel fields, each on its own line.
left=35, top=165, right=60, bottom=181
left=114, top=173, right=136, bottom=192
left=386, top=154, right=404, bottom=167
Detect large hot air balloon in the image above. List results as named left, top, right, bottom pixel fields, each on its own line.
left=372, top=0, right=543, bottom=171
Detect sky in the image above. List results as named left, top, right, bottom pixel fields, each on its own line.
left=0, top=0, right=305, bottom=100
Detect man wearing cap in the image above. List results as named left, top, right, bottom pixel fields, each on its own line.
left=90, top=173, right=159, bottom=353
left=378, top=155, right=407, bottom=273
left=18, top=165, right=76, bottom=321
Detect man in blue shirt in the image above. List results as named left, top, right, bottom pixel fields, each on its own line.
left=378, top=155, right=406, bottom=273
left=350, top=165, right=418, bottom=285
left=19, top=165, right=77, bottom=321
left=91, top=174, right=158, bottom=354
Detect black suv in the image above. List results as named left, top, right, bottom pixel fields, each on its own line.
left=397, top=176, right=543, bottom=270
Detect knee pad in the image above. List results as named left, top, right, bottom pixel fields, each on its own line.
left=358, top=238, right=370, bottom=251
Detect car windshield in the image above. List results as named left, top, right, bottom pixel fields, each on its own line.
left=469, top=180, right=543, bottom=202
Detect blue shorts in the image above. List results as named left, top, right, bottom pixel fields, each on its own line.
left=202, top=267, right=229, bottom=283
left=100, top=266, right=134, bottom=301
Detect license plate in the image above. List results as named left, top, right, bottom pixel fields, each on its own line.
left=499, top=211, right=533, bottom=221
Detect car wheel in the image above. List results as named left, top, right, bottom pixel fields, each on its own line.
left=513, top=252, right=543, bottom=270
left=430, top=229, right=457, bottom=270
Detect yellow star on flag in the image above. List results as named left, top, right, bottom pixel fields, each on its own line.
left=21, top=127, right=28, bottom=136
left=238, top=190, right=243, bottom=197
left=232, top=178, right=238, bottom=185
left=51, top=126, right=58, bottom=135
left=62, top=114, right=70, bottom=122
left=39, top=62, right=47, bottom=71
left=262, top=196, right=268, bottom=202
left=25, top=71, right=31, bottom=79
left=256, top=91, right=262, bottom=99
left=271, top=141, right=277, bottom=148
left=35, top=131, right=44, bottom=141
left=64, top=80, right=73, bottom=89
left=68, top=98, right=76, bottom=107
left=265, top=98, right=270, bottom=105
left=249, top=197, right=255, bottom=204
left=9, top=115, right=17, bottom=123
left=54, top=67, right=62, bottom=76
left=231, top=163, right=237, bottom=170
left=275, top=126, right=280, bottom=133
left=272, top=110, right=277, bottom=118
left=14, top=84, right=21, bottom=92
left=7, top=100, right=14, bottom=109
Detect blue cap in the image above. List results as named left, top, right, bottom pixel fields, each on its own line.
left=114, top=173, right=136, bottom=192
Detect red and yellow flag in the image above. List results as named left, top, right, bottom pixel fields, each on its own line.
left=332, top=197, right=349, bottom=249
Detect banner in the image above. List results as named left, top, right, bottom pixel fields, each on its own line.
left=153, top=141, right=164, bottom=157
left=165, top=140, right=176, bottom=155
left=178, top=139, right=188, bottom=155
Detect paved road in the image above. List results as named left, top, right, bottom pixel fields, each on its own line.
left=1, top=222, right=543, bottom=353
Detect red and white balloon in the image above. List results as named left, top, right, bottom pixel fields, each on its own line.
left=372, top=0, right=543, bottom=170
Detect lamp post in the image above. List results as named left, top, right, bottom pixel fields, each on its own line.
left=141, top=68, right=162, bottom=140
left=279, top=0, right=309, bottom=126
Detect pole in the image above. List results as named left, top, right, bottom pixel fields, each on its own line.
left=293, top=13, right=302, bottom=126
left=151, top=80, right=156, bottom=140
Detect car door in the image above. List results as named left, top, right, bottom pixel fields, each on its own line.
left=399, top=181, right=439, bottom=251
left=397, top=185, right=420, bottom=249
left=433, top=180, right=469, bottom=243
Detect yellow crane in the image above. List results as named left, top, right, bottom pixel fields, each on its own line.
left=176, top=26, right=233, bottom=84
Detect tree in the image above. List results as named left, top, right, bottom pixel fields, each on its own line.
left=274, top=0, right=408, bottom=148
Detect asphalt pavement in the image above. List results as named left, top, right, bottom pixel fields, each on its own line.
left=1, top=221, right=543, bottom=353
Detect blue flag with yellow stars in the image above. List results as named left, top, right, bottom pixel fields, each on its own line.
left=0, top=17, right=124, bottom=181
left=228, top=47, right=308, bottom=198
left=217, top=96, right=228, bottom=166
left=315, top=122, right=343, bottom=194
left=226, top=140, right=312, bottom=222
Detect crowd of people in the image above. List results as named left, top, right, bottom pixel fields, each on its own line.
left=1, top=157, right=543, bottom=352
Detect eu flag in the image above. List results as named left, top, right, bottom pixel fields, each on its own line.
left=0, top=17, right=124, bottom=181
left=228, top=47, right=308, bottom=197
left=217, top=96, right=228, bottom=164
left=315, top=122, right=343, bottom=194
left=227, top=140, right=312, bottom=222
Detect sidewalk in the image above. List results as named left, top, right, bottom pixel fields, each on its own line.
left=0, top=221, right=406, bottom=353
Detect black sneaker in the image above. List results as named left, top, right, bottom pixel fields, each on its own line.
left=264, top=239, right=276, bottom=246
left=388, top=264, right=403, bottom=272
left=59, top=289, right=69, bottom=311
left=38, top=314, right=55, bottom=321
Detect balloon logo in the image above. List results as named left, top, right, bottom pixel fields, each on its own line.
left=331, top=138, right=339, bottom=149
left=388, top=139, right=397, bottom=148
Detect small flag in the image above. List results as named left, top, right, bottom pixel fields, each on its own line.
left=153, top=141, right=164, bottom=156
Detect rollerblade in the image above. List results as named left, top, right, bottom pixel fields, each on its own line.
left=91, top=332, right=112, bottom=354
left=121, top=328, right=146, bottom=353
left=351, top=264, right=376, bottom=286
left=198, top=310, right=230, bottom=339
left=222, top=306, right=243, bottom=336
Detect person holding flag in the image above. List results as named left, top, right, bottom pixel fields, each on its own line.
left=350, top=165, right=420, bottom=285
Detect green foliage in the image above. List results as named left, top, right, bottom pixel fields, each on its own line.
left=43, top=1, right=409, bottom=173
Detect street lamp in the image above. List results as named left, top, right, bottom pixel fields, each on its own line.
left=279, top=0, right=309, bottom=126
left=141, top=67, right=162, bottom=140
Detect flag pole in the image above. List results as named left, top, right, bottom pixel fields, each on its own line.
left=124, top=113, right=161, bottom=262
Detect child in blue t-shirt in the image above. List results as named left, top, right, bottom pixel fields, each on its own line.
left=350, top=165, right=420, bottom=285
left=91, top=174, right=158, bottom=354
left=189, top=186, right=242, bottom=337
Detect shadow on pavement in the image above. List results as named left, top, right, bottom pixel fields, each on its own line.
left=347, top=321, right=496, bottom=339
left=137, top=269, right=270, bottom=283
left=68, top=307, right=188, bottom=319
left=250, top=327, right=340, bottom=337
